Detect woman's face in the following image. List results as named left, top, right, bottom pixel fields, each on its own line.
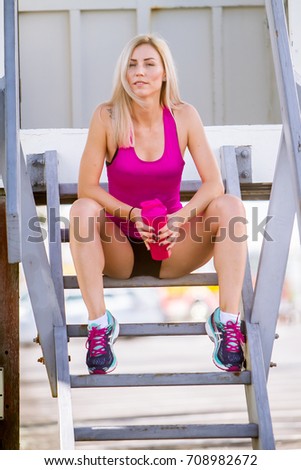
left=126, top=44, right=166, bottom=100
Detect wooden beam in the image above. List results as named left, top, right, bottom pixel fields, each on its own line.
left=22, top=181, right=272, bottom=206
left=0, top=196, right=19, bottom=449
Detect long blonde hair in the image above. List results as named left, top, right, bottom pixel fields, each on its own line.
left=109, top=34, right=182, bottom=147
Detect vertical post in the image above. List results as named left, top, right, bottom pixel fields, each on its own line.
left=4, top=0, right=21, bottom=263
left=0, top=195, right=19, bottom=449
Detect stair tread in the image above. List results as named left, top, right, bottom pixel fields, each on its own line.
left=74, top=423, right=258, bottom=441
left=67, top=322, right=207, bottom=337
left=70, top=371, right=251, bottom=388
left=64, top=272, right=218, bottom=289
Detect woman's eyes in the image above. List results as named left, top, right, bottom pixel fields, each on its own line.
left=128, top=62, right=155, bottom=68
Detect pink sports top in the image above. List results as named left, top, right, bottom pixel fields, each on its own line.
left=106, top=107, right=185, bottom=238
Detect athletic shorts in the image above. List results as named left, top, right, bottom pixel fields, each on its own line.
left=128, top=237, right=162, bottom=278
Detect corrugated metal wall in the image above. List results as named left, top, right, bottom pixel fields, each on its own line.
left=18, top=0, right=281, bottom=129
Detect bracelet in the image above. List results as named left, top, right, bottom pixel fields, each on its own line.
left=128, top=206, right=135, bottom=221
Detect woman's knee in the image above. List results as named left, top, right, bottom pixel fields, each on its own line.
left=208, top=194, right=246, bottom=219
left=69, top=198, right=105, bottom=242
left=69, top=198, right=104, bottom=221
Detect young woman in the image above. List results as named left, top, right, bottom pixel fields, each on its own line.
left=69, top=34, right=247, bottom=375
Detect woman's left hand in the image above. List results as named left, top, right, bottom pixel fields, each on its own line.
left=157, top=215, right=182, bottom=252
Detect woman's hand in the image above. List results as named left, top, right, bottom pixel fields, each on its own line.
left=157, top=214, right=183, bottom=253
left=130, top=208, right=156, bottom=250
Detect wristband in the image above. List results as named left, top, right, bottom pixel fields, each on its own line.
left=128, top=206, right=135, bottom=221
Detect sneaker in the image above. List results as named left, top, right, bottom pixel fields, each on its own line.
left=86, top=311, right=119, bottom=374
left=205, top=307, right=245, bottom=371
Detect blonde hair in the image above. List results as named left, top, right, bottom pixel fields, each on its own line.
left=109, top=34, right=182, bottom=147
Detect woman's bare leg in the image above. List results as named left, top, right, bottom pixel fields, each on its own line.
left=160, top=194, right=247, bottom=314
left=205, top=194, right=247, bottom=313
left=69, top=198, right=134, bottom=320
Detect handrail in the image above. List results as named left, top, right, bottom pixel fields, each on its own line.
left=3, top=0, right=21, bottom=263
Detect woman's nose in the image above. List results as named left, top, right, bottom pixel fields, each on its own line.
left=135, top=64, right=144, bottom=75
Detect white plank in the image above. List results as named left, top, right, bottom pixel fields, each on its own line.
left=63, top=272, right=219, bottom=289
left=4, top=0, right=21, bottom=262
left=45, top=151, right=66, bottom=321
left=251, top=133, right=296, bottom=374
left=67, top=322, right=207, bottom=337
left=265, top=0, right=301, bottom=233
left=220, top=145, right=275, bottom=449
left=74, top=423, right=258, bottom=441
left=20, top=147, right=64, bottom=397
left=54, top=326, right=75, bottom=450
left=70, top=371, right=252, bottom=388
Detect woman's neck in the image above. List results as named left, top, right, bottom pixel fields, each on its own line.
left=131, top=101, right=163, bottom=128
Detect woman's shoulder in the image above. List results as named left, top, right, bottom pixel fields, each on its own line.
left=172, top=102, right=203, bottom=134
left=92, top=102, right=114, bottom=126
left=173, top=102, right=202, bottom=122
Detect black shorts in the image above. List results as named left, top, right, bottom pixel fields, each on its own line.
left=128, top=237, right=162, bottom=278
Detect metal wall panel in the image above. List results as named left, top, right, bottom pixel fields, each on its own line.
left=81, top=10, right=136, bottom=126
left=223, top=7, right=280, bottom=124
left=19, top=12, right=72, bottom=128
left=17, top=1, right=281, bottom=129
left=151, top=8, right=214, bottom=123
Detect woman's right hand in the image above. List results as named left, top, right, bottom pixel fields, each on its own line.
left=130, top=208, right=156, bottom=250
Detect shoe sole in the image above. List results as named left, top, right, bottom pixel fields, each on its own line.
left=88, top=319, right=120, bottom=375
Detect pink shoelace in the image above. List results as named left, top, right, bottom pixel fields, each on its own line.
left=223, top=320, right=245, bottom=352
left=86, top=326, right=109, bottom=357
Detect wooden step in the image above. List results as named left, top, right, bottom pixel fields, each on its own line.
left=30, top=181, right=272, bottom=206
left=63, top=272, right=218, bottom=289
left=70, top=371, right=251, bottom=388
left=74, top=423, right=258, bottom=441
left=67, top=322, right=207, bottom=337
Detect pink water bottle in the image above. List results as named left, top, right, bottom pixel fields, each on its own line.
left=141, top=199, right=171, bottom=260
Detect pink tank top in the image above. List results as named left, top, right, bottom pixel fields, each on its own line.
left=106, top=107, right=185, bottom=238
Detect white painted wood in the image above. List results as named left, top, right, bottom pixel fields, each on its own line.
left=296, top=71, right=301, bottom=106
left=67, top=322, right=207, bottom=337
left=19, top=0, right=266, bottom=11
left=74, top=423, right=258, bottom=441
left=69, top=10, right=82, bottom=128
left=4, top=0, right=21, bottom=263
left=220, top=145, right=275, bottom=449
left=64, top=272, right=218, bottom=289
left=19, top=10, right=72, bottom=128
left=70, top=371, right=252, bottom=388
left=20, top=147, right=63, bottom=397
left=212, top=7, right=224, bottom=123
left=136, top=0, right=151, bottom=34
left=251, top=133, right=296, bottom=374
left=54, top=326, right=75, bottom=450
left=45, top=151, right=66, bottom=322
left=288, top=0, right=301, bottom=75
left=265, top=0, right=301, bottom=233
left=19, top=125, right=282, bottom=184
left=0, top=0, right=4, bottom=78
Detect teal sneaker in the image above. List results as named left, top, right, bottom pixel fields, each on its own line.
left=86, top=311, right=119, bottom=374
left=205, top=308, right=245, bottom=371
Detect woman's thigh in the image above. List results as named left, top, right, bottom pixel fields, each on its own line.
left=159, top=214, right=215, bottom=279
left=70, top=198, right=134, bottom=279
left=100, top=219, right=135, bottom=279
